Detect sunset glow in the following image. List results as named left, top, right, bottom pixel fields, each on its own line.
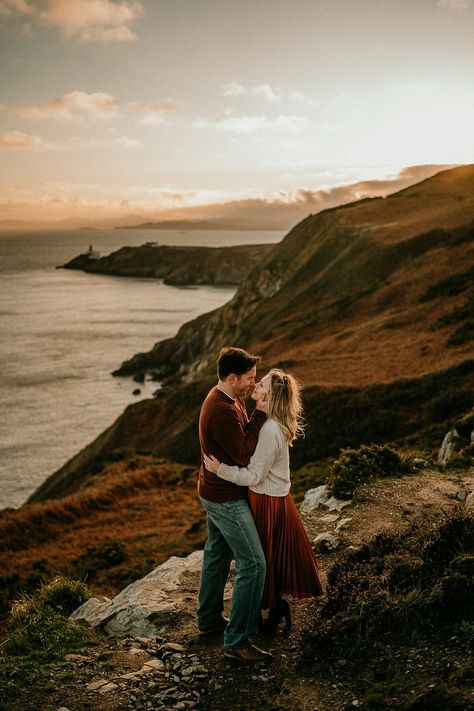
left=1, top=0, right=473, bottom=227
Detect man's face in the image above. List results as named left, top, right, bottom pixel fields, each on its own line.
left=229, top=366, right=257, bottom=398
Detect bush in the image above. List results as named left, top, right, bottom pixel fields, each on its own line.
left=326, top=444, right=409, bottom=499
left=3, top=576, right=93, bottom=657
left=303, top=511, right=474, bottom=664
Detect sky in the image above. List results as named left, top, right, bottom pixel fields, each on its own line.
left=0, top=0, right=473, bottom=228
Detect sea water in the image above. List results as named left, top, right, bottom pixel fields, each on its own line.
left=0, top=229, right=283, bottom=508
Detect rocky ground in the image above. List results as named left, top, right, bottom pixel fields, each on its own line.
left=3, top=467, right=474, bottom=711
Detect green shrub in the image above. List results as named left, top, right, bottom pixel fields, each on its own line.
left=3, top=576, right=94, bottom=658
left=326, top=444, right=409, bottom=499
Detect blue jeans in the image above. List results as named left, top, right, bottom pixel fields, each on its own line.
left=197, top=496, right=266, bottom=648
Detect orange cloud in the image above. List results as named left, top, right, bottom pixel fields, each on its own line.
left=0, top=90, right=119, bottom=123
left=0, top=91, right=180, bottom=125
left=127, top=99, right=181, bottom=125
left=0, top=130, right=52, bottom=149
left=0, top=0, right=143, bottom=42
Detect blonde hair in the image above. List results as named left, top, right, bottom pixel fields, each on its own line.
left=267, top=368, right=305, bottom=445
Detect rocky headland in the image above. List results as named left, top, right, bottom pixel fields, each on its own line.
left=62, top=243, right=273, bottom=286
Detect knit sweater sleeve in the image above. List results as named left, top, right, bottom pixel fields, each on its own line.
left=209, top=401, right=267, bottom=466
left=216, top=420, right=282, bottom=487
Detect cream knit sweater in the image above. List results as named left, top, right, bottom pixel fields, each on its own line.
left=217, top=418, right=290, bottom=496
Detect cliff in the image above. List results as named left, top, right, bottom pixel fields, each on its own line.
left=31, top=165, right=474, bottom=502
left=62, top=243, right=273, bottom=286
left=31, top=165, right=474, bottom=504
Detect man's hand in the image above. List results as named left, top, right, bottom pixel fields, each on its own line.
left=203, top=452, right=221, bottom=473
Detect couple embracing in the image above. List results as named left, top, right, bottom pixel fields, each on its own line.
left=197, top=347, right=323, bottom=663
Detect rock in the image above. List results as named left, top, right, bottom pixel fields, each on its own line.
left=129, top=646, right=148, bottom=656
left=98, top=682, right=119, bottom=694
left=455, top=489, right=468, bottom=501
left=466, top=491, right=474, bottom=512
left=57, top=708, right=72, bottom=711
left=160, top=642, right=187, bottom=653
left=413, top=458, right=430, bottom=468
left=313, top=532, right=340, bottom=551
left=325, top=496, right=352, bottom=512
left=335, top=517, right=352, bottom=532
left=64, top=653, right=89, bottom=662
left=70, top=549, right=203, bottom=638
left=438, top=428, right=460, bottom=464
left=143, top=659, right=166, bottom=671
left=320, top=513, right=340, bottom=523
left=300, top=485, right=329, bottom=512
left=86, top=679, right=110, bottom=691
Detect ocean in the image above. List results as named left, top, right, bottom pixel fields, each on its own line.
left=0, top=228, right=283, bottom=508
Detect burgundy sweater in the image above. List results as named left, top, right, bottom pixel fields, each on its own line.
left=198, top=386, right=267, bottom=503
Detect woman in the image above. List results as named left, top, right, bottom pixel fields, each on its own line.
left=203, top=368, right=323, bottom=631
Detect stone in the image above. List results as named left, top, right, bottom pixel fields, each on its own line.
left=413, top=457, right=430, bottom=468
left=64, top=653, right=89, bottom=662
left=299, top=485, right=329, bottom=512
left=335, top=517, right=352, bottom=532
left=143, top=659, right=166, bottom=671
left=313, top=532, right=340, bottom=551
left=325, top=496, right=352, bottom=512
left=57, top=708, right=72, bottom=711
left=320, top=513, right=340, bottom=523
left=438, top=428, right=460, bottom=464
left=128, top=646, right=147, bottom=656
left=160, top=642, right=187, bottom=653
left=86, top=679, right=110, bottom=691
left=455, top=489, right=468, bottom=501
left=70, top=549, right=204, bottom=638
left=98, top=682, right=119, bottom=694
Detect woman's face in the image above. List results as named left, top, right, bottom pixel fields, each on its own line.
left=252, top=373, right=271, bottom=404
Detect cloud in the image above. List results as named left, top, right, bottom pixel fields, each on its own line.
left=222, top=83, right=319, bottom=109
left=196, top=114, right=311, bottom=135
left=0, top=91, right=180, bottom=126
left=0, top=0, right=143, bottom=42
left=0, top=0, right=32, bottom=19
left=0, top=91, right=119, bottom=123
left=86, top=135, right=141, bottom=149
left=438, top=0, right=471, bottom=8
left=222, top=82, right=280, bottom=103
left=0, top=130, right=53, bottom=149
left=0, top=164, right=454, bottom=228
left=127, top=98, right=181, bottom=125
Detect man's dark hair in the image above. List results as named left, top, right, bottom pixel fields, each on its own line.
left=217, top=347, right=261, bottom=380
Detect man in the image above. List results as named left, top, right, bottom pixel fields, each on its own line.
left=197, top=346, right=272, bottom=662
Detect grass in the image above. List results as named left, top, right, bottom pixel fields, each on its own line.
left=0, top=577, right=102, bottom=711
left=0, top=456, right=205, bottom=613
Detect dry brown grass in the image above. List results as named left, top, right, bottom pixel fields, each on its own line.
left=0, top=457, right=205, bottom=604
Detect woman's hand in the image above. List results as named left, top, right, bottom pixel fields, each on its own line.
left=203, top=452, right=221, bottom=473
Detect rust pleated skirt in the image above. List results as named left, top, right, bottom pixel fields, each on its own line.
left=248, top=490, right=324, bottom=610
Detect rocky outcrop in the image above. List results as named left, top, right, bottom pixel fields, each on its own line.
left=438, top=428, right=460, bottom=464
left=71, top=550, right=206, bottom=637
left=63, top=243, right=273, bottom=286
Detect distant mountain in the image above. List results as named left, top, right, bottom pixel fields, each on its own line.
left=114, top=219, right=269, bottom=231
left=30, top=165, right=474, bottom=502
